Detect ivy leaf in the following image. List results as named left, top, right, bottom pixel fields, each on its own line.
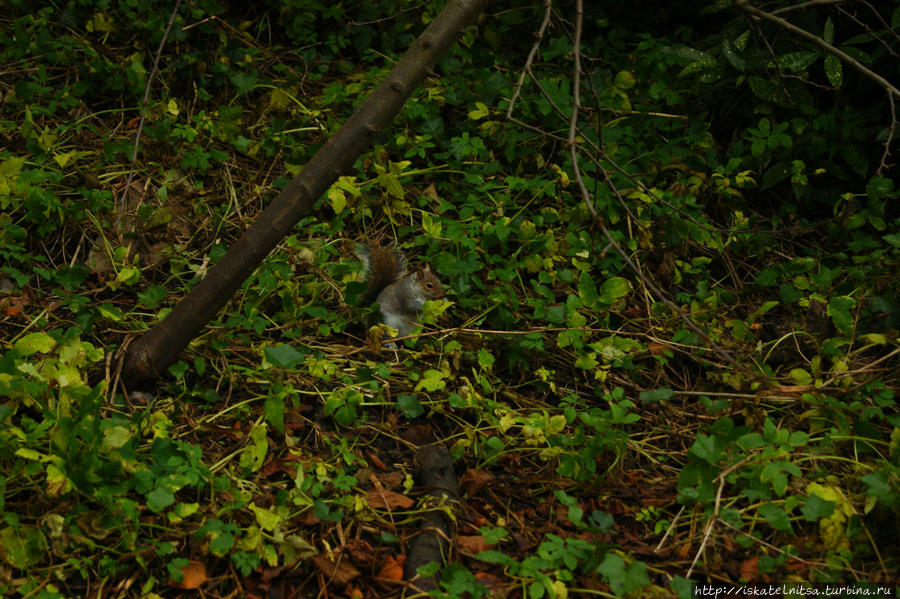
left=802, top=493, right=835, bottom=521
left=827, top=296, right=856, bottom=335
left=758, top=502, right=793, bottom=532
left=265, top=344, right=305, bottom=369
left=230, top=72, right=258, bottom=94
left=639, top=388, right=674, bottom=404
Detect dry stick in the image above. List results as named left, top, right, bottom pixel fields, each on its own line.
left=878, top=93, right=897, bottom=175
left=566, top=1, right=763, bottom=382
left=686, top=457, right=750, bottom=579
left=116, top=0, right=183, bottom=224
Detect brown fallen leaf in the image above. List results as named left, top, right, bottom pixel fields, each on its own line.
left=311, top=554, right=361, bottom=587
left=365, top=489, right=414, bottom=510
left=740, top=555, right=760, bottom=580
left=169, top=560, right=208, bottom=589
left=377, top=554, right=406, bottom=580
left=457, top=535, right=494, bottom=554
left=459, top=469, right=493, bottom=496
left=648, top=341, right=671, bottom=356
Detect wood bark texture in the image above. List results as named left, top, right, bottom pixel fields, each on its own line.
left=121, top=0, right=492, bottom=386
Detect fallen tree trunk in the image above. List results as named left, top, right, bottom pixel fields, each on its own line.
left=121, top=0, right=492, bottom=386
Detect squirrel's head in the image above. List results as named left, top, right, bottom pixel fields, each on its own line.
left=417, top=265, right=444, bottom=299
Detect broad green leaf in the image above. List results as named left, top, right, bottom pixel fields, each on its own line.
left=0, top=526, right=47, bottom=569
left=101, top=425, right=132, bottom=451
left=598, top=277, right=630, bottom=305
left=827, top=295, right=856, bottom=335
left=802, top=493, right=835, bottom=521
left=250, top=504, right=283, bottom=532
left=758, top=502, right=792, bottom=532
left=823, top=54, right=842, bottom=88
left=467, top=102, right=490, bottom=120
left=264, top=393, right=284, bottom=433
left=722, top=39, right=745, bottom=71
left=239, top=424, right=269, bottom=472
left=146, top=487, right=175, bottom=513
left=15, top=333, right=57, bottom=356
left=639, top=388, right=674, bottom=404
left=776, top=51, right=817, bottom=73
left=396, top=394, right=425, bottom=419
left=415, top=369, right=446, bottom=392
left=209, top=532, right=235, bottom=556
left=265, top=344, right=305, bottom=369
left=614, top=70, right=636, bottom=89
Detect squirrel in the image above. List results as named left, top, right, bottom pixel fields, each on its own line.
left=354, top=243, right=444, bottom=340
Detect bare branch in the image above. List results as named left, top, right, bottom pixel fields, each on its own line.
left=506, top=0, right=553, bottom=119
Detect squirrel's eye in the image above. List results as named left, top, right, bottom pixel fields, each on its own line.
left=425, top=282, right=433, bottom=289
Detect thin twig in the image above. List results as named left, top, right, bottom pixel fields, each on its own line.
left=116, top=0, right=183, bottom=224
left=877, top=93, right=896, bottom=175
left=506, top=0, right=553, bottom=119
left=771, top=0, right=847, bottom=14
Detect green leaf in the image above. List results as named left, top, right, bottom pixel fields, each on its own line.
left=264, top=393, right=284, bottom=434
left=0, top=526, right=47, bottom=569
left=467, top=102, right=490, bottom=120
left=827, top=295, right=856, bottom=335
left=230, top=72, right=258, bottom=94
left=396, top=394, right=425, bottom=419
left=613, top=70, right=636, bottom=89
left=240, top=424, right=269, bottom=472
left=250, top=504, right=283, bottom=531
left=747, top=76, right=777, bottom=101
left=789, top=368, right=811, bottom=385
left=639, top=388, right=674, bottom=404
left=758, top=502, right=792, bottom=532
left=689, top=433, right=721, bottom=464
left=823, top=17, right=835, bottom=44
left=101, top=425, right=132, bottom=451
left=598, top=277, right=630, bottom=305
left=578, top=273, right=600, bottom=309
left=415, top=369, right=446, bottom=392
left=802, top=493, right=835, bottom=521
left=15, top=333, right=57, bottom=356
left=209, top=531, right=235, bottom=556
left=146, top=487, right=175, bottom=513
left=722, top=39, right=745, bottom=71
left=477, top=349, right=495, bottom=371
left=265, top=344, right=305, bottom=368
left=598, top=553, right=650, bottom=595
left=823, top=54, right=842, bottom=88
left=776, top=51, right=817, bottom=73
left=860, top=471, right=892, bottom=499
